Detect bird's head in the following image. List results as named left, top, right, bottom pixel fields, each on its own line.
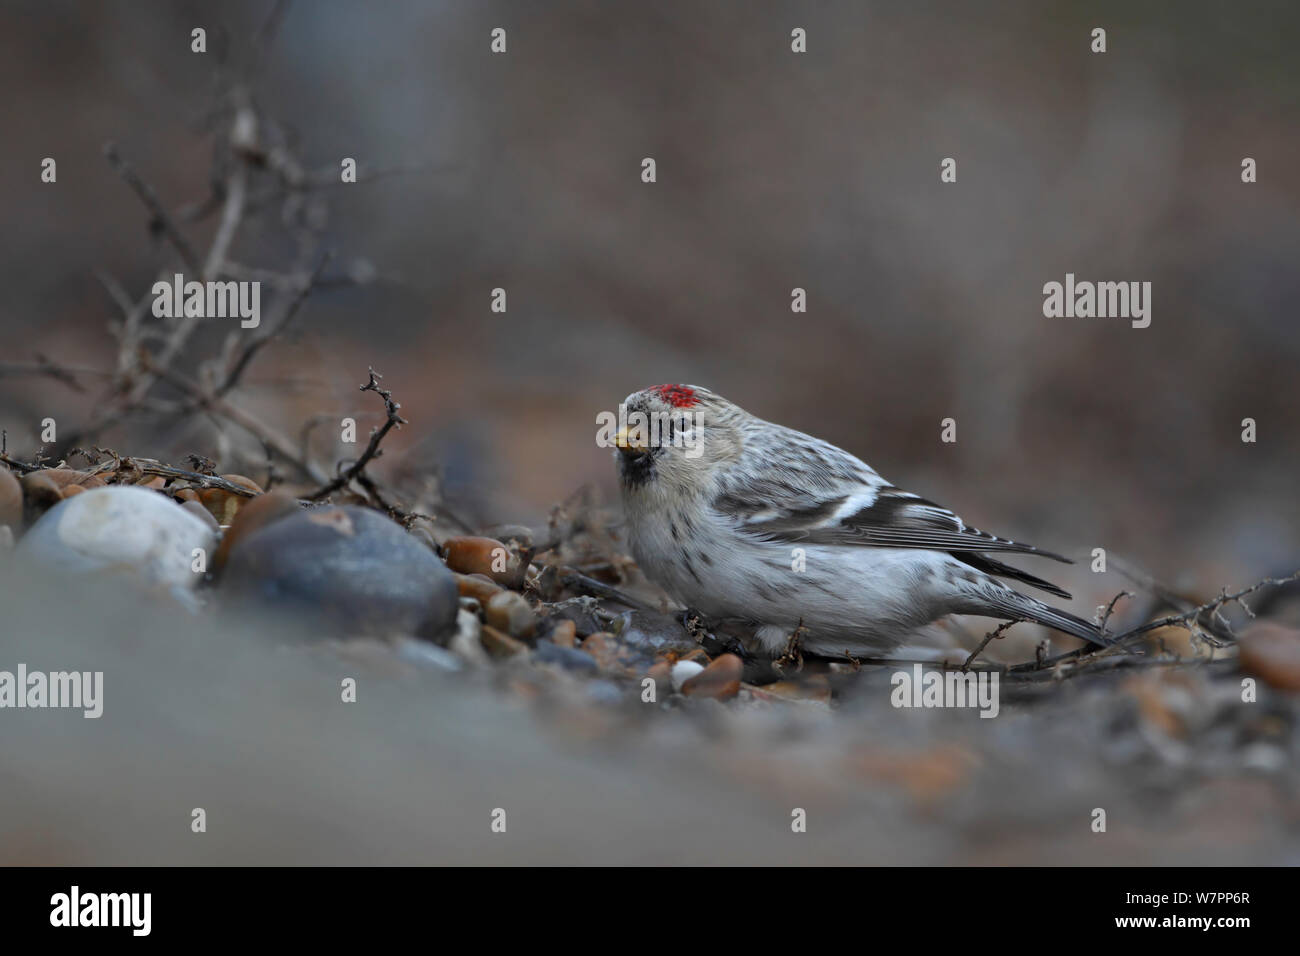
left=607, top=384, right=745, bottom=496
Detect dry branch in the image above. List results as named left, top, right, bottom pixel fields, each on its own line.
left=305, top=368, right=406, bottom=502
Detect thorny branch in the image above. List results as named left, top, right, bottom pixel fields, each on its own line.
left=962, top=618, right=1023, bottom=671
left=305, top=368, right=407, bottom=502
left=0, top=19, right=453, bottom=525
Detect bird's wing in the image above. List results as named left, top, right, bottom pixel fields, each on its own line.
left=713, top=424, right=1072, bottom=564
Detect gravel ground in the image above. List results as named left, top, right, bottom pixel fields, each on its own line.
left=1, top=493, right=1296, bottom=865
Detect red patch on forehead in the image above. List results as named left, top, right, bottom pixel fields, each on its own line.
left=649, top=384, right=698, bottom=408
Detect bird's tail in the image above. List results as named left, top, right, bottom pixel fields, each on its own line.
left=975, top=590, right=1111, bottom=648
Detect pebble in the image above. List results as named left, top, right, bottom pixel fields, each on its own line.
left=0, top=468, right=20, bottom=529
left=455, top=572, right=503, bottom=604
left=19, top=472, right=63, bottom=523
left=395, top=639, right=462, bottom=673
left=220, top=505, right=459, bottom=642
left=1239, top=622, right=1300, bottom=692
left=547, top=598, right=605, bottom=636
left=182, top=499, right=220, bottom=531
left=681, top=654, right=744, bottom=699
left=581, top=632, right=631, bottom=674
left=407, top=517, right=440, bottom=552
left=441, top=535, right=526, bottom=589
left=670, top=660, right=706, bottom=691
left=449, top=608, right=489, bottom=666
left=213, top=491, right=300, bottom=573
left=198, top=474, right=263, bottom=526
left=33, top=469, right=107, bottom=491
left=612, top=609, right=700, bottom=660
left=480, top=623, right=528, bottom=658
left=644, top=660, right=673, bottom=697
left=547, top=619, right=578, bottom=648
left=485, top=590, right=537, bottom=640
left=533, top=641, right=599, bottom=674
left=16, top=485, right=216, bottom=592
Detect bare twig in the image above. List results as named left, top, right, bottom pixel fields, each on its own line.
left=305, top=368, right=406, bottom=501
left=962, top=619, right=1022, bottom=671
left=1009, top=570, right=1300, bottom=676
left=103, top=142, right=201, bottom=273
left=140, top=355, right=327, bottom=483
left=214, top=249, right=331, bottom=397
left=79, top=455, right=263, bottom=497
left=0, top=357, right=113, bottom=393
left=1097, top=590, right=1132, bottom=633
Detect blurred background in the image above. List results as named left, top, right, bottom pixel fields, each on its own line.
left=1, top=0, right=1297, bottom=592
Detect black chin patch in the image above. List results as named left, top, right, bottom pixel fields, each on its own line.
left=617, top=447, right=659, bottom=487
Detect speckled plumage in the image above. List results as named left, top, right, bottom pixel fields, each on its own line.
left=613, top=384, right=1107, bottom=657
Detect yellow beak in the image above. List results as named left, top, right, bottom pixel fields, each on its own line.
left=613, top=427, right=648, bottom=455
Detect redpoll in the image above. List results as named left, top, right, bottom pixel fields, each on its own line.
left=610, top=384, right=1107, bottom=658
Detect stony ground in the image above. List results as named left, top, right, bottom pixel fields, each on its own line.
left=1, top=461, right=1298, bottom=865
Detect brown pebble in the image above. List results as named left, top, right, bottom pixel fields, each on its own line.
left=747, top=677, right=833, bottom=704
left=199, top=475, right=263, bottom=526
left=174, top=488, right=199, bottom=503
left=681, top=653, right=744, bottom=700
left=213, top=491, right=300, bottom=573
left=580, top=632, right=632, bottom=674
left=0, top=468, right=22, bottom=529
left=20, top=472, right=63, bottom=523
left=455, top=572, right=504, bottom=604
left=644, top=660, right=672, bottom=695
left=549, top=619, right=577, bottom=649
left=1240, top=622, right=1300, bottom=692
left=485, top=590, right=537, bottom=639
left=480, top=624, right=528, bottom=658
left=442, top=535, right=526, bottom=589
left=34, top=469, right=106, bottom=490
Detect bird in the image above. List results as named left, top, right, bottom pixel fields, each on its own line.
left=610, top=383, right=1108, bottom=659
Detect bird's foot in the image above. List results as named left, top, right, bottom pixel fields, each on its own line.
left=773, top=620, right=808, bottom=674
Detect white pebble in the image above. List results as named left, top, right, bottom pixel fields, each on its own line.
left=670, top=660, right=705, bottom=691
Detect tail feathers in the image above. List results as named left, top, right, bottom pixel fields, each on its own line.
left=978, top=592, right=1110, bottom=648
left=955, top=553, right=1073, bottom=600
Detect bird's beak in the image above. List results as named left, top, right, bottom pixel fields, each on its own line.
left=614, top=427, right=649, bottom=457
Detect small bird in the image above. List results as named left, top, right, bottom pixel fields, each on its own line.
left=611, top=384, right=1107, bottom=659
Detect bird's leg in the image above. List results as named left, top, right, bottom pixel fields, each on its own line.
left=774, top=620, right=808, bottom=674
left=679, top=606, right=711, bottom=642
left=682, top=607, right=754, bottom=660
